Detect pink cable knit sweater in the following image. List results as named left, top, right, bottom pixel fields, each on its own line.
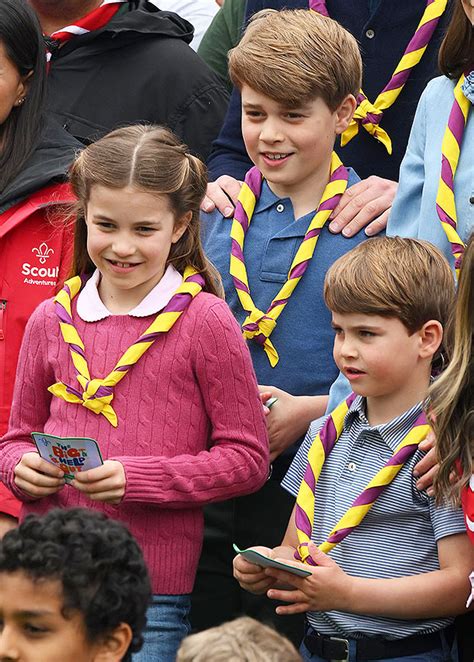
left=0, top=293, right=269, bottom=594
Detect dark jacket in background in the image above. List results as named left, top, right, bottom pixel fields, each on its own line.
left=45, top=0, right=229, bottom=160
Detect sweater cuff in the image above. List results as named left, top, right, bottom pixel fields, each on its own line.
left=0, top=442, right=40, bottom=501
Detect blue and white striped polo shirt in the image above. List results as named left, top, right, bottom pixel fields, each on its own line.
left=282, top=396, right=466, bottom=639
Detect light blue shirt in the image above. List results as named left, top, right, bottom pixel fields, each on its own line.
left=387, top=74, right=474, bottom=270
left=283, top=396, right=466, bottom=638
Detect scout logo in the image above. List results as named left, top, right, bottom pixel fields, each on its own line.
left=32, top=242, right=54, bottom=264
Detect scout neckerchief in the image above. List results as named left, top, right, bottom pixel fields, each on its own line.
left=309, top=0, right=448, bottom=153
left=48, top=267, right=204, bottom=427
left=45, top=0, right=127, bottom=61
left=230, top=152, right=348, bottom=367
left=294, top=394, right=430, bottom=564
left=435, top=73, right=471, bottom=279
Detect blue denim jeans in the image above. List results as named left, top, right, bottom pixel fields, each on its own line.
left=299, top=632, right=456, bottom=662
left=133, top=594, right=191, bottom=662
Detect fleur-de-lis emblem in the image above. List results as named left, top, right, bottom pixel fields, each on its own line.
left=32, top=242, right=54, bottom=264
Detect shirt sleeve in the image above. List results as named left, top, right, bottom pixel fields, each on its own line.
left=117, top=299, right=270, bottom=507
left=281, top=416, right=326, bottom=498
left=386, top=81, right=429, bottom=237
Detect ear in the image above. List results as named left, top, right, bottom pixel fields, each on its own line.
left=334, top=94, right=357, bottom=135
left=172, top=210, right=192, bottom=244
left=93, top=623, right=133, bottom=662
left=417, top=320, right=443, bottom=360
left=16, top=70, right=34, bottom=105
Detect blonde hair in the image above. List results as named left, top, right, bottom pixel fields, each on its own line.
left=431, top=235, right=474, bottom=505
left=176, top=617, right=302, bottom=662
left=324, top=237, right=455, bottom=339
left=228, top=9, right=362, bottom=110
left=68, top=125, right=223, bottom=297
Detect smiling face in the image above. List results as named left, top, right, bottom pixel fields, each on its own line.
left=85, top=185, right=187, bottom=313
left=241, top=85, right=352, bottom=203
left=0, top=41, right=27, bottom=126
left=0, top=572, right=100, bottom=662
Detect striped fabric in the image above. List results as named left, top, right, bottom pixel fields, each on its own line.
left=282, top=396, right=466, bottom=638
left=45, top=0, right=126, bottom=61
left=48, top=267, right=204, bottom=427
left=435, top=74, right=471, bottom=279
left=230, top=152, right=348, bottom=367
left=308, top=0, right=448, bottom=153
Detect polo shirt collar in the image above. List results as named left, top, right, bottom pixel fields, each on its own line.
left=344, top=395, right=424, bottom=452
left=76, top=264, right=182, bottom=321
left=255, top=179, right=289, bottom=213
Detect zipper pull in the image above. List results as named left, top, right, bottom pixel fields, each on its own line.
left=0, top=300, right=6, bottom=341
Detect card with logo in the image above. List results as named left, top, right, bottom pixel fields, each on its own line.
left=32, top=432, right=103, bottom=481
left=233, top=544, right=311, bottom=578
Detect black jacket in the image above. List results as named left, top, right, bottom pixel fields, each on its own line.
left=45, top=1, right=229, bottom=160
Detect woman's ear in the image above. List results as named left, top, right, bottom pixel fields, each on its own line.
left=418, top=320, right=443, bottom=360
left=17, top=70, right=34, bottom=104
left=334, top=94, right=357, bottom=135
left=172, top=210, right=192, bottom=244
left=93, top=622, right=133, bottom=662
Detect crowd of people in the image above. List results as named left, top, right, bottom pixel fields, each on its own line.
left=0, top=0, right=472, bottom=660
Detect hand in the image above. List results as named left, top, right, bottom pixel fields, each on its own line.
left=265, top=543, right=351, bottom=614
left=328, top=176, right=397, bottom=237
left=414, top=430, right=438, bottom=496
left=200, top=175, right=242, bottom=216
left=72, top=460, right=126, bottom=505
left=14, top=452, right=65, bottom=499
left=233, top=546, right=278, bottom=595
left=259, top=386, right=327, bottom=462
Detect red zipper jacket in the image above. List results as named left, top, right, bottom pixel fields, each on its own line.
left=0, top=120, right=79, bottom=518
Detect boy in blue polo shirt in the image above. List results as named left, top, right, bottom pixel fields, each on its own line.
left=193, top=8, right=368, bottom=637
left=233, top=237, right=473, bottom=662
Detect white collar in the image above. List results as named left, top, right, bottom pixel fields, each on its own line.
left=76, top=265, right=183, bottom=321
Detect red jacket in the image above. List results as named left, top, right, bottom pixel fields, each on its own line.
left=0, top=182, right=75, bottom=517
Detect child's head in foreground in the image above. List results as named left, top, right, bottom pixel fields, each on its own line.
left=227, top=9, right=362, bottom=193
left=324, top=237, right=455, bottom=411
left=0, top=508, right=151, bottom=662
left=176, top=616, right=302, bottom=661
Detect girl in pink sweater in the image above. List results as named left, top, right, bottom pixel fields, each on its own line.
left=0, top=126, right=269, bottom=661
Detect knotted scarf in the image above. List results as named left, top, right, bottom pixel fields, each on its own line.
left=45, top=0, right=127, bottom=61
left=48, top=267, right=204, bottom=427
left=309, top=0, right=448, bottom=153
left=435, top=73, right=471, bottom=279
left=230, top=152, right=348, bottom=367
left=295, top=394, right=430, bottom=564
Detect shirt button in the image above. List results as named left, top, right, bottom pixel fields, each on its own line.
left=276, top=203, right=285, bottom=212
left=348, top=461, right=357, bottom=472
left=365, top=28, right=375, bottom=39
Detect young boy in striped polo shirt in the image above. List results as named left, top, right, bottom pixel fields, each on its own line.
left=234, top=237, right=474, bottom=662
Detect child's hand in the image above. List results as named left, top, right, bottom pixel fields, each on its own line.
left=233, top=546, right=278, bottom=595
left=265, top=543, right=352, bottom=614
left=14, top=452, right=65, bottom=499
left=414, top=430, right=438, bottom=495
left=72, top=460, right=126, bottom=505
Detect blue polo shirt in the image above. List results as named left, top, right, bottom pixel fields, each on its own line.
left=282, top=396, right=466, bottom=639
left=201, top=168, right=365, bottom=478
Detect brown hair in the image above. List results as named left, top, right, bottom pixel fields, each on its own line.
left=228, top=9, right=362, bottom=110
left=324, top=237, right=455, bottom=339
left=176, top=616, right=302, bottom=662
left=438, top=0, right=474, bottom=79
left=431, top=235, right=474, bottom=505
left=68, top=125, right=223, bottom=297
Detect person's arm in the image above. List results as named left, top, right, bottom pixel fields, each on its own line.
left=266, top=532, right=474, bottom=618
left=198, top=0, right=245, bottom=91
left=0, top=302, right=65, bottom=501
left=86, top=300, right=269, bottom=507
left=259, top=387, right=327, bottom=462
left=386, top=82, right=428, bottom=237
